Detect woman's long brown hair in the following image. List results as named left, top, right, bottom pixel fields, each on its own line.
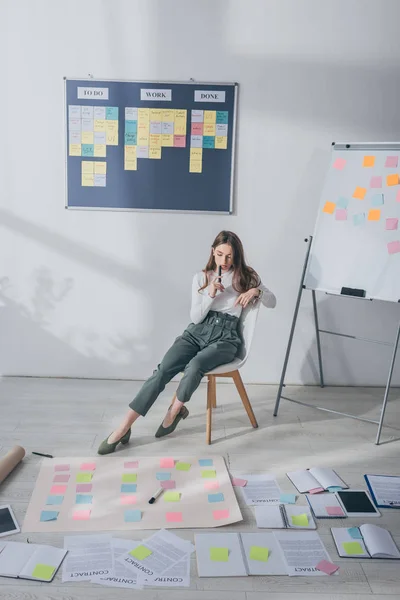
left=198, top=231, right=261, bottom=293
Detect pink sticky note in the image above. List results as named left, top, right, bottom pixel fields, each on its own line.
left=370, top=176, right=382, bottom=188
left=385, top=156, right=398, bottom=168
left=174, top=135, right=186, bottom=148
left=315, top=559, right=340, bottom=575
left=309, top=487, right=325, bottom=494
left=53, top=474, right=70, bottom=483
left=335, top=209, right=347, bottom=221
left=396, top=190, right=400, bottom=202
left=54, top=464, right=70, bottom=472
left=204, top=481, right=220, bottom=491
left=120, top=495, right=136, bottom=505
left=326, top=506, right=345, bottom=516
left=333, top=158, right=346, bottom=170
left=386, top=218, right=399, bottom=230
left=80, top=463, right=96, bottom=471
left=213, top=509, right=229, bottom=520
left=231, top=477, right=247, bottom=487
left=161, top=480, right=176, bottom=490
left=388, top=240, right=400, bottom=254
left=76, top=483, right=92, bottom=492
left=73, top=509, right=91, bottom=520
left=50, top=485, right=67, bottom=494
left=124, top=461, right=139, bottom=469
left=191, top=122, right=203, bottom=135
left=160, top=458, right=175, bottom=469
left=166, top=512, right=183, bottom=523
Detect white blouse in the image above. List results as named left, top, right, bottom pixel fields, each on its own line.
left=190, top=269, right=276, bottom=325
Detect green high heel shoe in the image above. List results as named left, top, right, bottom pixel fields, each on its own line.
left=155, top=405, right=189, bottom=438
left=97, top=427, right=131, bottom=455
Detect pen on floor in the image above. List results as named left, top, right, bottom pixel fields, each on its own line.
left=32, top=452, right=54, bottom=459
left=148, top=488, right=164, bottom=504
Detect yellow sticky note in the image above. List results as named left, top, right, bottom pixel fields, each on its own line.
left=149, top=147, right=161, bottom=159
left=363, top=155, right=375, bottom=167
left=138, top=126, right=149, bottom=145
left=149, top=134, right=161, bottom=148
left=125, top=160, right=137, bottom=170
left=125, top=146, right=137, bottom=159
left=122, top=473, right=137, bottom=483
left=353, top=186, right=367, bottom=200
left=291, top=513, right=309, bottom=527
left=161, top=134, right=173, bottom=146
left=215, top=136, right=228, bottom=150
left=106, top=121, right=118, bottom=145
left=150, top=108, right=162, bottom=121
left=94, top=144, right=106, bottom=157
left=387, top=173, right=399, bottom=186
left=189, top=160, right=202, bottom=173
left=94, top=162, right=106, bottom=175
left=32, top=563, right=55, bottom=580
left=94, top=119, right=106, bottom=132
left=76, top=472, right=93, bottom=482
left=81, top=174, right=94, bottom=187
left=190, top=148, right=203, bottom=159
left=164, top=491, right=180, bottom=502
left=162, top=109, right=175, bottom=122
left=174, top=110, right=187, bottom=134
left=323, top=201, right=336, bottom=214
left=368, top=209, right=381, bottom=221
left=69, top=144, right=81, bottom=156
left=204, top=123, right=216, bottom=136
left=249, top=546, right=269, bottom=562
left=82, top=161, right=94, bottom=174
left=210, top=547, right=229, bottom=562
left=138, top=108, right=150, bottom=125
left=176, top=462, right=191, bottom=471
left=201, top=469, right=216, bottom=478
left=342, top=541, right=364, bottom=555
left=130, top=545, right=152, bottom=560
left=81, top=131, right=94, bottom=144
left=204, top=110, right=216, bottom=124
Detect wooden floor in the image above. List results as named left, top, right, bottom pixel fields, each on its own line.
left=1, top=376, right=400, bottom=599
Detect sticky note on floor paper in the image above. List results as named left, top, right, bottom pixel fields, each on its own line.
left=130, top=545, right=152, bottom=560
left=176, top=462, right=191, bottom=471
left=163, top=492, right=180, bottom=502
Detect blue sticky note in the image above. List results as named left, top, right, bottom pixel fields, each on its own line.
left=208, top=493, right=224, bottom=503
left=199, top=459, right=213, bottom=467
left=216, top=111, right=229, bottom=124
left=337, top=197, right=349, bottom=209
left=40, top=510, right=59, bottom=522
left=76, top=494, right=93, bottom=504
left=203, top=136, right=215, bottom=149
left=106, top=106, right=119, bottom=120
left=353, top=213, right=365, bottom=226
left=46, top=495, right=64, bottom=505
left=156, top=472, right=171, bottom=481
left=94, top=131, right=106, bottom=144
left=279, top=493, right=297, bottom=504
left=121, top=484, right=137, bottom=493
left=125, top=120, right=137, bottom=134
left=327, top=486, right=343, bottom=493
left=371, top=193, right=384, bottom=207
left=124, top=510, right=142, bottom=522
left=125, top=132, right=137, bottom=145
left=82, top=144, right=94, bottom=157
left=348, top=527, right=362, bottom=539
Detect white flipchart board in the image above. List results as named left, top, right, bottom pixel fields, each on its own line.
left=304, top=143, right=400, bottom=302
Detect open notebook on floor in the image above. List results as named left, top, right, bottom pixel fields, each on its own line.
left=331, top=524, right=400, bottom=559
left=255, top=505, right=316, bottom=529
left=286, top=468, right=347, bottom=494
left=0, top=541, right=67, bottom=581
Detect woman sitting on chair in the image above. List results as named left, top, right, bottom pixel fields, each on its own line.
left=98, top=230, right=276, bottom=455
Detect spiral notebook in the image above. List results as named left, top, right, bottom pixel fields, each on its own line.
left=255, top=505, right=316, bottom=529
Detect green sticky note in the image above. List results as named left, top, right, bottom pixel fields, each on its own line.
left=210, top=547, right=229, bottom=562
left=76, top=473, right=92, bottom=483
left=249, top=546, right=269, bottom=562
left=164, top=491, right=180, bottom=502
left=129, top=545, right=152, bottom=560
left=342, top=541, right=364, bottom=555
left=291, top=513, right=309, bottom=527
left=201, top=469, right=216, bottom=478
left=32, top=563, right=55, bottom=580
left=176, top=462, right=191, bottom=471
left=122, top=473, right=137, bottom=483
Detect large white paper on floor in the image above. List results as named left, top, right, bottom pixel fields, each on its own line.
left=62, top=534, right=113, bottom=582
left=22, top=455, right=242, bottom=532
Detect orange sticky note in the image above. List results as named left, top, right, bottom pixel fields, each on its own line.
left=368, top=209, right=381, bottom=221
left=363, top=155, right=375, bottom=167
left=387, top=174, right=399, bottom=186
left=323, top=202, right=336, bottom=214
left=353, top=187, right=367, bottom=200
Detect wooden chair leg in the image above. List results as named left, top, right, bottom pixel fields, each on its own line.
left=206, top=375, right=216, bottom=444
left=232, top=370, right=258, bottom=428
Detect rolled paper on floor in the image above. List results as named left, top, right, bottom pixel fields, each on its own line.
left=0, top=445, right=25, bottom=485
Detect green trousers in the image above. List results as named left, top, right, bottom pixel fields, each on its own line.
left=129, top=311, right=241, bottom=416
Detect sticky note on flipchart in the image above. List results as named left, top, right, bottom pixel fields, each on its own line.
left=353, top=187, right=367, bottom=199
left=323, top=201, right=335, bottom=214
left=326, top=506, right=345, bottom=516
left=348, top=527, right=363, bottom=539
left=353, top=213, right=365, bottom=226
left=76, top=494, right=93, bottom=504
left=53, top=474, right=69, bottom=483
left=387, top=174, right=399, bottom=186
left=336, top=197, right=349, bottom=209
left=160, top=458, right=175, bottom=468
left=201, top=470, right=216, bottom=478
left=385, top=156, right=398, bottom=168
left=130, top=545, right=152, bottom=559
left=199, top=459, right=213, bottom=467
left=31, top=564, right=55, bottom=581
left=161, top=480, right=176, bottom=490
left=213, top=509, right=229, bottom=520
left=76, top=484, right=92, bottom=493
left=208, top=493, right=224, bottom=503
left=371, top=193, right=384, bottom=206
left=164, top=492, right=180, bottom=502
left=121, top=484, right=137, bottom=493
left=120, top=495, right=136, bottom=505
left=280, top=493, right=297, bottom=504
left=342, top=541, right=364, bottom=555
left=386, top=218, right=398, bottom=230
left=176, top=462, right=191, bottom=471
left=80, top=462, right=96, bottom=471
left=156, top=472, right=171, bottom=481
left=204, top=481, right=220, bottom=490
left=291, top=513, right=309, bottom=526
left=210, top=547, right=229, bottom=562
left=387, top=240, right=400, bottom=254
left=122, top=473, right=137, bottom=483
left=73, top=510, right=91, bottom=520
left=124, top=461, right=139, bottom=469
left=54, top=464, right=70, bottom=471
left=368, top=209, right=381, bottom=221
left=124, top=510, right=142, bottom=522
left=370, top=176, right=382, bottom=188
left=335, top=209, right=347, bottom=221
left=76, top=473, right=93, bottom=483
left=333, top=157, right=346, bottom=170
left=46, top=495, right=64, bottom=505
left=166, top=512, right=183, bottom=522
left=50, top=485, right=67, bottom=495
left=40, top=511, right=59, bottom=522
left=363, top=155, right=375, bottom=167
left=249, top=546, right=269, bottom=562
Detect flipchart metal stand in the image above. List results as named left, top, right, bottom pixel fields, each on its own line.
left=273, top=236, right=400, bottom=445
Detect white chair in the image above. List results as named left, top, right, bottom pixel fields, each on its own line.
left=170, top=298, right=262, bottom=444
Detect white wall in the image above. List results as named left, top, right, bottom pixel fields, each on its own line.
left=1, top=0, right=400, bottom=385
